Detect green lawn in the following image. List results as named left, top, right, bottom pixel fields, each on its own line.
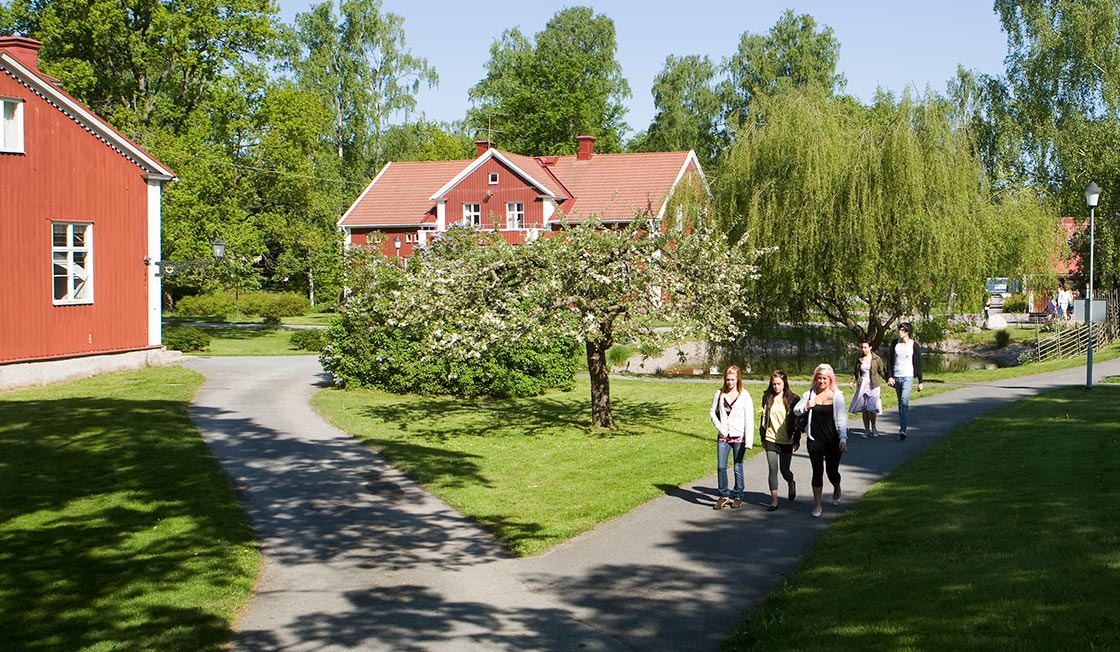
left=0, top=367, right=259, bottom=652
left=312, top=376, right=764, bottom=555
left=725, top=385, right=1120, bottom=652
left=183, top=326, right=318, bottom=356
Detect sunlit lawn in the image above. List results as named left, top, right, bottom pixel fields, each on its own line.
left=312, top=376, right=771, bottom=555
left=184, top=326, right=317, bottom=356
left=0, top=367, right=259, bottom=652
left=724, top=385, right=1120, bottom=652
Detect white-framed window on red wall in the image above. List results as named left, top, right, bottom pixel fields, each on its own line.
left=52, top=222, right=93, bottom=305
left=1, top=97, right=25, bottom=153
left=506, top=202, right=524, bottom=229
left=463, top=203, right=481, bottom=227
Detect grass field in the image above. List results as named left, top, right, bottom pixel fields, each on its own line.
left=724, top=385, right=1120, bottom=652
left=0, top=367, right=259, bottom=652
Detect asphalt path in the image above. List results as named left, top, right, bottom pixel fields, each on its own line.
left=184, top=355, right=1120, bottom=652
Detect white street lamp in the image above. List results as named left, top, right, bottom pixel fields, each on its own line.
left=1084, top=181, right=1101, bottom=390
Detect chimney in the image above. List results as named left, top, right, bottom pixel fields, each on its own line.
left=0, top=36, right=43, bottom=71
left=576, top=135, right=596, bottom=161
left=475, top=140, right=492, bottom=157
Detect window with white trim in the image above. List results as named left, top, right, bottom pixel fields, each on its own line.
left=488, top=172, right=499, bottom=185
left=1, top=97, right=25, bottom=153
left=463, top=203, right=481, bottom=227
left=506, top=202, right=525, bottom=229
left=52, top=222, right=93, bottom=304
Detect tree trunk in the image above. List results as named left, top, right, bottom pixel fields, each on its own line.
left=585, top=337, right=614, bottom=429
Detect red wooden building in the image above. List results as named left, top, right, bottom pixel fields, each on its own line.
left=339, top=136, right=706, bottom=258
left=0, top=37, right=175, bottom=386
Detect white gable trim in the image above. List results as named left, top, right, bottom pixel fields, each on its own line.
left=429, top=149, right=560, bottom=201
left=0, top=53, right=174, bottom=178
left=338, top=162, right=393, bottom=227
left=656, top=150, right=709, bottom=220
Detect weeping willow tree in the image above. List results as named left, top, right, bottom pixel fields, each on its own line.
left=717, top=87, right=1058, bottom=348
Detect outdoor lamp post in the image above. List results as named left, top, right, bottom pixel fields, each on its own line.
left=394, top=236, right=402, bottom=260
left=1084, top=181, right=1101, bottom=390
left=211, top=235, right=227, bottom=261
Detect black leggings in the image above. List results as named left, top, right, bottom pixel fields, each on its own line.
left=808, top=439, right=842, bottom=488
left=763, top=441, right=794, bottom=490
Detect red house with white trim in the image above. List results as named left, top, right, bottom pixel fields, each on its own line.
left=0, top=37, right=175, bottom=388
left=339, top=136, right=706, bottom=258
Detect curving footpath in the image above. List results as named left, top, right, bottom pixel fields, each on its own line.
left=185, top=355, right=1120, bottom=652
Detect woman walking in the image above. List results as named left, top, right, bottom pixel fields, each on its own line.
left=760, top=370, right=800, bottom=511
left=849, top=341, right=888, bottom=438
left=709, top=365, right=754, bottom=510
left=887, top=322, right=924, bottom=441
left=794, top=364, right=848, bottom=518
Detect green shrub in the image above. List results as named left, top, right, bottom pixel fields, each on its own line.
left=916, top=317, right=948, bottom=345
left=164, top=326, right=210, bottom=352
left=289, top=329, right=325, bottom=351
left=1002, top=294, right=1029, bottom=313
left=175, top=293, right=235, bottom=318
left=994, top=329, right=1011, bottom=348
left=607, top=344, right=636, bottom=369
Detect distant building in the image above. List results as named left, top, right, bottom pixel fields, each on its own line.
left=1, top=37, right=176, bottom=388
left=338, top=136, right=706, bottom=258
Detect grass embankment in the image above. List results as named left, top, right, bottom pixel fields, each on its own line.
left=725, top=384, right=1120, bottom=652
left=186, top=325, right=316, bottom=356
left=0, top=367, right=259, bottom=652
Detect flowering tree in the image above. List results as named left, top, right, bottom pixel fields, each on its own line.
left=322, top=217, right=752, bottom=428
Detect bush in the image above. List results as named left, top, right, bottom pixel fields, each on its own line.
left=916, top=317, right=948, bottom=345
left=1002, top=294, right=1029, bottom=313
left=994, top=329, right=1011, bottom=348
left=164, top=326, right=210, bottom=352
left=174, top=291, right=310, bottom=321
left=289, top=329, right=325, bottom=351
left=175, top=293, right=236, bottom=318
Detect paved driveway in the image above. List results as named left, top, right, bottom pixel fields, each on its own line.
left=185, top=355, right=1120, bottom=651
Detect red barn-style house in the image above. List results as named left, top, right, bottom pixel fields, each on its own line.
left=0, top=37, right=176, bottom=389
left=338, top=136, right=706, bottom=258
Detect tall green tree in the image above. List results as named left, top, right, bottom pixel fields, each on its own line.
left=3, top=0, right=278, bottom=133
left=720, top=9, right=845, bottom=132
left=287, top=0, right=437, bottom=180
left=630, top=54, right=724, bottom=169
left=468, top=6, right=630, bottom=155
left=990, top=0, right=1120, bottom=289
left=717, top=87, right=1058, bottom=348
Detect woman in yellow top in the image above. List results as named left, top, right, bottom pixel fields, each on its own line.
left=759, top=369, right=800, bottom=511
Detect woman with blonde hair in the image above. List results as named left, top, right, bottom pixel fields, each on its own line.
left=709, top=365, right=754, bottom=510
left=793, top=363, right=848, bottom=517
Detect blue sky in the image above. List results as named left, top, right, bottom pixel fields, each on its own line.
left=276, top=0, right=1010, bottom=137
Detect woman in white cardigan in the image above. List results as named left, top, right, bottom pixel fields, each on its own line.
left=709, top=365, right=754, bottom=510
left=793, top=363, right=848, bottom=517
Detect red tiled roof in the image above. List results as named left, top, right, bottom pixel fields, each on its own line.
left=545, top=151, right=694, bottom=222
left=339, top=148, right=699, bottom=229
left=339, top=160, right=471, bottom=227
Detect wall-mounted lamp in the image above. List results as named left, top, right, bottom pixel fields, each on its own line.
left=145, top=234, right=227, bottom=275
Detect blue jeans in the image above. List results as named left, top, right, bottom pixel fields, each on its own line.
left=717, top=440, right=746, bottom=498
left=894, top=376, right=914, bottom=433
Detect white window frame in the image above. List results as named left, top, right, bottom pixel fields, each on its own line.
left=506, top=202, right=525, bottom=230
left=463, top=203, right=482, bottom=227
left=1, top=97, right=25, bottom=153
left=488, top=172, right=499, bottom=185
left=52, top=222, right=94, bottom=305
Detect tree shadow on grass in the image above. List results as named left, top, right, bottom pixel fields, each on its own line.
left=0, top=396, right=254, bottom=652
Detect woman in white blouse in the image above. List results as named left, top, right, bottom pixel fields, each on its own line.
left=709, top=365, right=754, bottom=510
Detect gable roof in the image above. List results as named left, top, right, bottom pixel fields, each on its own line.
left=0, top=46, right=174, bottom=180
left=548, top=150, right=700, bottom=223
left=339, top=160, right=470, bottom=227
left=339, top=146, right=703, bottom=230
